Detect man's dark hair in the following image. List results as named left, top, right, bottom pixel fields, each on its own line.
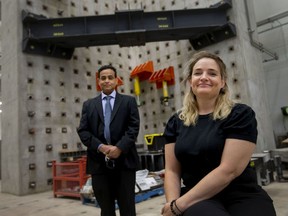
left=98, top=65, right=117, bottom=78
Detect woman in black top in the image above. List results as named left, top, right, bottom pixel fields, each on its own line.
left=161, top=51, right=276, bottom=216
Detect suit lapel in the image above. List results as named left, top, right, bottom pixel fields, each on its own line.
left=111, top=93, right=122, bottom=122
left=94, top=95, right=104, bottom=122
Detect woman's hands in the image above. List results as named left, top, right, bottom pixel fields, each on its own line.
left=161, top=200, right=183, bottom=216
left=161, top=202, right=174, bottom=216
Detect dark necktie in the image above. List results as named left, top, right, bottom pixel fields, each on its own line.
left=104, top=96, right=112, bottom=144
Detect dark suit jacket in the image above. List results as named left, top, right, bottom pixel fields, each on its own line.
left=77, top=92, right=140, bottom=174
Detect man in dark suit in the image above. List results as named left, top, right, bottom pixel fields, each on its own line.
left=77, top=65, right=140, bottom=216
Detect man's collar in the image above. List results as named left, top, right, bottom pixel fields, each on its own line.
left=101, top=90, right=116, bottom=99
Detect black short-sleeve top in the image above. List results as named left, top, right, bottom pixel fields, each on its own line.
left=163, top=103, right=258, bottom=189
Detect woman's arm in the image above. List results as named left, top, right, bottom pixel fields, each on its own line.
left=162, top=143, right=182, bottom=216
left=176, top=138, right=256, bottom=212
left=164, top=143, right=182, bottom=202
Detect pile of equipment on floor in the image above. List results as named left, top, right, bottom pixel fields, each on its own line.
left=80, top=169, right=165, bottom=207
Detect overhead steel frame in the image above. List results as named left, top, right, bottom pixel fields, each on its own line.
left=22, top=0, right=236, bottom=59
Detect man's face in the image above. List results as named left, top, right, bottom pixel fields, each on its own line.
left=98, top=69, right=118, bottom=95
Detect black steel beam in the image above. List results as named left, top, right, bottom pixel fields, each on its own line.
left=22, top=0, right=235, bottom=59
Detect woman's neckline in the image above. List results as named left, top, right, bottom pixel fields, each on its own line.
left=198, top=113, right=212, bottom=119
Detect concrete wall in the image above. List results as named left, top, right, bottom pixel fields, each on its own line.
left=1, top=0, right=22, bottom=195
left=229, top=0, right=275, bottom=152
left=0, top=0, right=277, bottom=195
left=253, top=0, right=288, bottom=145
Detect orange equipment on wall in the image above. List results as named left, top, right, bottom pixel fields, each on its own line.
left=130, top=61, right=154, bottom=106
left=148, top=66, right=175, bottom=106
left=95, top=71, right=124, bottom=91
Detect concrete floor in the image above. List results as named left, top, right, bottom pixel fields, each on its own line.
left=0, top=180, right=287, bottom=216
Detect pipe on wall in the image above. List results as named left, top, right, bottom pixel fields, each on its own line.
left=243, top=0, right=278, bottom=61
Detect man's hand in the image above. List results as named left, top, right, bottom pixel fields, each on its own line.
left=99, top=144, right=121, bottom=159
left=99, top=144, right=111, bottom=155
left=106, top=145, right=122, bottom=159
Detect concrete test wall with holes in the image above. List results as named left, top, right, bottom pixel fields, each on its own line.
left=1, top=0, right=275, bottom=195
left=253, top=0, right=288, bottom=142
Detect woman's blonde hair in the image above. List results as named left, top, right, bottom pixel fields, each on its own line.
left=179, top=51, right=234, bottom=126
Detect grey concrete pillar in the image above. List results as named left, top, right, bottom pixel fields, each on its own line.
left=1, top=0, right=23, bottom=195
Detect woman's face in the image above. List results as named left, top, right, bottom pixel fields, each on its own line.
left=189, top=57, right=225, bottom=99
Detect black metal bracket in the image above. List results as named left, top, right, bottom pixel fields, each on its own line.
left=22, top=0, right=235, bottom=59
